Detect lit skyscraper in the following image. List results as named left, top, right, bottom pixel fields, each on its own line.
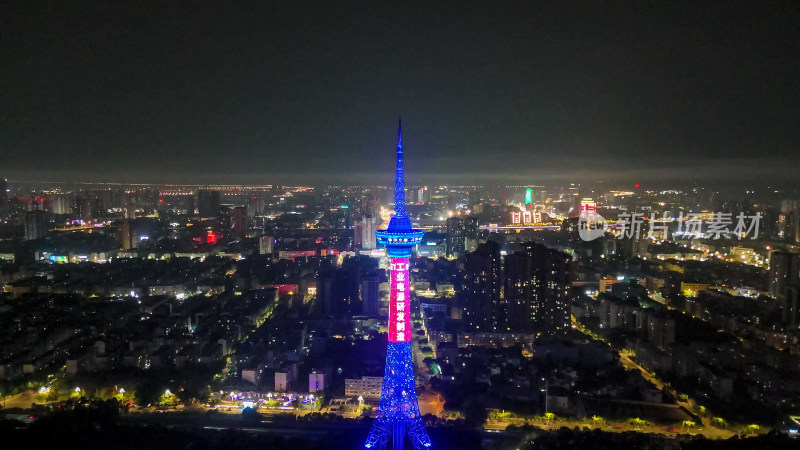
left=769, top=250, right=800, bottom=328
left=364, top=121, right=431, bottom=450
left=445, top=217, right=466, bottom=257
left=24, top=210, right=49, bottom=241
left=463, top=241, right=503, bottom=331
left=355, top=215, right=377, bottom=250
left=259, top=235, right=274, bottom=255
left=504, top=242, right=571, bottom=337
left=362, top=271, right=380, bottom=316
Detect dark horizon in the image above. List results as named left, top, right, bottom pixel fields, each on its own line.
left=2, top=1, right=799, bottom=185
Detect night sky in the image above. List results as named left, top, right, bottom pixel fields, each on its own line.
left=2, top=1, right=799, bottom=185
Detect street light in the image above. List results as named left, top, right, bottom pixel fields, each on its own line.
left=540, top=378, right=548, bottom=414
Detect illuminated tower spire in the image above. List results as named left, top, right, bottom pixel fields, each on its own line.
left=365, top=123, right=431, bottom=450
left=394, top=118, right=406, bottom=218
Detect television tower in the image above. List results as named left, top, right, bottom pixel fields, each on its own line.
left=364, top=120, right=432, bottom=450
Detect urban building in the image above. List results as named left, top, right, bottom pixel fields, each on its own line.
left=769, top=251, right=800, bottom=328
left=361, top=272, right=380, bottom=316
left=117, top=219, right=135, bottom=251
left=446, top=216, right=466, bottom=257
left=345, top=376, right=383, bottom=399
left=219, top=205, right=248, bottom=237
left=353, top=215, right=376, bottom=250
left=24, top=210, right=49, bottom=241
left=645, top=312, right=676, bottom=348
left=504, top=242, right=571, bottom=337
left=275, top=370, right=289, bottom=392
left=780, top=200, right=800, bottom=244
left=463, top=241, right=503, bottom=332
left=468, top=189, right=481, bottom=210
left=197, top=190, right=220, bottom=218
left=49, top=193, right=72, bottom=215
left=309, top=371, right=325, bottom=392
left=465, top=216, right=480, bottom=252
left=259, top=235, right=274, bottom=255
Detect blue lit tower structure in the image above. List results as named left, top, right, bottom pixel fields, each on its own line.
left=364, top=121, right=431, bottom=450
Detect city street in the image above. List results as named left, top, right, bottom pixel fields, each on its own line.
left=2, top=391, right=37, bottom=410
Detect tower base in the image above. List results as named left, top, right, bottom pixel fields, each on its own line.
left=364, top=342, right=432, bottom=449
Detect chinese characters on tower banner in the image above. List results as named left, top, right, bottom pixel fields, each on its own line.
left=388, top=257, right=411, bottom=343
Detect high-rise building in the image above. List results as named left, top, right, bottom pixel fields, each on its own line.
left=118, top=219, right=135, bottom=251
left=769, top=250, right=800, bottom=328
left=123, top=201, right=136, bottom=219
left=504, top=243, right=571, bottom=337
left=361, top=272, right=380, bottom=316
left=646, top=312, right=676, bottom=348
left=198, top=190, right=221, bottom=218
left=246, top=195, right=266, bottom=218
left=406, top=187, right=419, bottom=204
left=219, top=205, right=248, bottom=237
left=0, top=177, right=6, bottom=213
left=360, top=192, right=379, bottom=217
left=536, top=245, right=571, bottom=338
left=779, top=200, right=800, bottom=244
left=316, top=268, right=341, bottom=317
left=463, top=241, right=503, bottom=332
left=465, top=216, right=480, bottom=239
left=503, top=250, right=534, bottom=333
left=354, top=215, right=377, bottom=250
left=218, top=205, right=232, bottom=232
left=341, top=256, right=364, bottom=315
left=464, top=216, right=480, bottom=252
left=49, top=193, right=73, bottom=215
left=24, top=210, right=49, bottom=241
left=364, top=120, right=431, bottom=450
left=445, top=217, right=466, bottom=258
left=469, top=189, right=481, bottom=210
left=419, top=186, right=431, bottom=204
left=232, top=205, right=247, bottom=236
left=407, top=186, right=429, bottom=205
left=259, top=235, right=274, bottom=255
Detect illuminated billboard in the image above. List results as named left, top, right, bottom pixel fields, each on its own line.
left=511, top=210, right=542, bottom=225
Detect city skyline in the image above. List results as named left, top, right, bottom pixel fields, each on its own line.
left=3, top=2, right=800, bottom=448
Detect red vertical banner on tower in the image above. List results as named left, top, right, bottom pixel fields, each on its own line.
left=388, top=257, right=411, bottom=343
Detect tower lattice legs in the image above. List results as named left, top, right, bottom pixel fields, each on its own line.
left=364, top=342, right=432, bottom=449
